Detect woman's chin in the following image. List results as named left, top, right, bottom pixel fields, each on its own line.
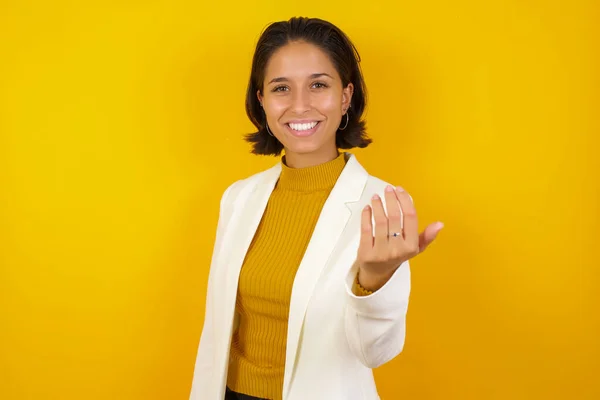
left=283, top=141, right=322, bottom=155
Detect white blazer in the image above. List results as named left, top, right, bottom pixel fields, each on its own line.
left=189, top=153, right=411, bottom=400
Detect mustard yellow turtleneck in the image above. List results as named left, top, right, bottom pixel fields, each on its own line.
left=227, top=153, right=346, bottom=400
left=226, top=152, right=372, bottom=399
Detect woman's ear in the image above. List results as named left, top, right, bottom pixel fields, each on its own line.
left=257, top=90, right=263, bottom=107
left=342, top=83, right=354, bottom=113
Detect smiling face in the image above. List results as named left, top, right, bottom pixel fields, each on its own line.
left=258, top=41, right=353, bottom=168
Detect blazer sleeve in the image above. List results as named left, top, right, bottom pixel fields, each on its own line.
left=343, top=260, right=411, bottom=369
left=189, top=183, right=235, bottom=399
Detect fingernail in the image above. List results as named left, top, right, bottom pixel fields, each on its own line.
left=385, top=185, right=394, bottom=192
left=436, top=222, right=444, bottom=230
left=372, top=194, right=380, bottom=200
left=396, top=186, right=405, bottom=192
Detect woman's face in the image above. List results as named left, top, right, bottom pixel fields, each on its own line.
left=258, top=41, right=353, bottom=167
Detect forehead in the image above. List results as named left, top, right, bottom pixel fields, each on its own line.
left=264, top=41, right=339, bottom=80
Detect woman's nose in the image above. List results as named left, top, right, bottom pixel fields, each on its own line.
left=290, top=89, right=311, bottom=114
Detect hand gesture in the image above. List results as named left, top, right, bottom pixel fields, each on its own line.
left=356, top=185, right=443, bottom=290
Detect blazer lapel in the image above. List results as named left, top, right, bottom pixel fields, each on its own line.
left=282, top=153, right=369, bottom=398
left=223, top=163, right=282, bottom=311
left=216, top=163, right=282, bottom=391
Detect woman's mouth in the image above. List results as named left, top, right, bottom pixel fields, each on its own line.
left=285, top=121, right=321, bottom=137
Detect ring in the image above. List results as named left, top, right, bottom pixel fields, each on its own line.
left=388, top=232, right=402, bottom=238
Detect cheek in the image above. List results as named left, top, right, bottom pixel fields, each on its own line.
left=315, top=94, right=342, bottom=115
left=264, top=99, right=288, bottom=119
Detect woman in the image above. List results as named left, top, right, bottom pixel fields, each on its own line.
left=189, top=17, right=443, bottom=400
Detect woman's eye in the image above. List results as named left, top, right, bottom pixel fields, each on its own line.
left=272, top=86, right=288, bottom=92
left=312, top=82, right=328, bottom=89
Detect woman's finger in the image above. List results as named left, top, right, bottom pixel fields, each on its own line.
left=395, top=187, right=419, bottom=252
left=418, top=222, right=444, bottom=252
left=371, top=194, right=389, bottom=254
left=358, top=204, right=374, bottom=255
left=384, top=185, right=403, bottom=241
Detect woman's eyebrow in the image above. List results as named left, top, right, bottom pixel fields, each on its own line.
left=309, top=73, right=333, bottom=79
left=267, top=73, right=333, bottom=85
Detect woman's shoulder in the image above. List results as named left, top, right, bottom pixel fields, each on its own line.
left=219, top=162, right=281, bottom=204
left=346, top=155, right=395, bottom=194
left=348, top=156, right=414, bottom=202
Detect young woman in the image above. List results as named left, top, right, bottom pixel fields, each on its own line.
left=189, top=17, right=443, bottom=400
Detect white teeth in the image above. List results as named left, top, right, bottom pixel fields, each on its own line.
left=288, top=121, right=318, bottom=131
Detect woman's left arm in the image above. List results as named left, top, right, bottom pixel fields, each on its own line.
left=344, top=185, right=444, bottom=368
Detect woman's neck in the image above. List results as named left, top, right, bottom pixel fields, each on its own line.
left=283, top=146, right=339, bottom=169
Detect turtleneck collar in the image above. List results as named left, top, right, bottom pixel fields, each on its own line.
left=276, top=152, right=347, bottom=192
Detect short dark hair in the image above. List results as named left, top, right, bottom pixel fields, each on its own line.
left=244, top=17, right=372, bottom=156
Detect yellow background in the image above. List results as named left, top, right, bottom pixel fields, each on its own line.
left=1, top=1, right=598, bottom=399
